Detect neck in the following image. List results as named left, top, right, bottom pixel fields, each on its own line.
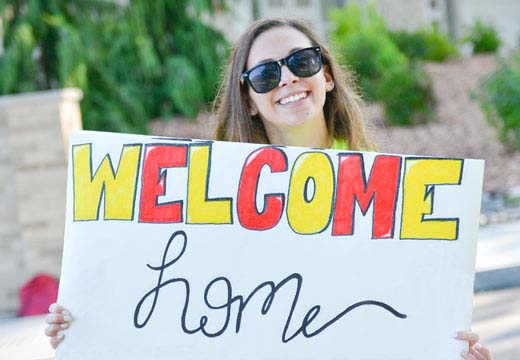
left=265, top=120, right=331, bottom=149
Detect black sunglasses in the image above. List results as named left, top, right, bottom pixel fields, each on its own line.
left=240, top=46, right=323, bottom=94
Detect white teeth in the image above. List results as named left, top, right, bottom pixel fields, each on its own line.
left=279, top=92, right=307, bottom=105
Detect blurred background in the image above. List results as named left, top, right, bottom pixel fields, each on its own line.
left=0, top=0, right=519, bottom=359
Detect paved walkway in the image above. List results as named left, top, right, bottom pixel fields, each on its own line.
left=477, top=221, right=520, bottom=271
left=472, top=287, right=520, bottom=360
left=475, top=221, right=520, bottom=293
left=472, top=221, right=520, bottom=359
left=0, top=314, right=52, bottom=360
left=1, top=220, right=519, bottom=359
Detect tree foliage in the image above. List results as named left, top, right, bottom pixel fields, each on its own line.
left=0, top=0, right=228, bottom=133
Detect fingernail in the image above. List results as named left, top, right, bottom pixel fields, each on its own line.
left=62, top=310, right=71, bottom=316
left=63, top=315, right=71, bottom=322
left=61, top=323, right=70, bottom=329
left=56, top=332, right=64, bottom=340
left=453, top=332, right=461, bottom=339
left=48, top=303, right=56, bottom=312
left=474, top=342, right=482, bottom=350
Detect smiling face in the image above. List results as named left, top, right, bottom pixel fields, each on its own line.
left=245, top=26, right=334, bottom=144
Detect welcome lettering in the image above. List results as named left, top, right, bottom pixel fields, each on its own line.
left=71, top=142, right=463, bottom=240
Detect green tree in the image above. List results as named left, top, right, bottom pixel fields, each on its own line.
left=0, top=0, right=228, bottom=133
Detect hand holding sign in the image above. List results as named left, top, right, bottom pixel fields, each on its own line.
left=45, top=303, right=71, bottom=349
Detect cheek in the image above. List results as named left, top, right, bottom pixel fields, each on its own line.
left=311, top=80, right=327, bottom=106
left=249, top=92, right=274, bottom=114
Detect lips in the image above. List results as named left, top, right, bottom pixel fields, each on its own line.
left=277, top=91, right=309, bottom=105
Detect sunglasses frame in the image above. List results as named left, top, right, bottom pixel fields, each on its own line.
left=240, top=46, right=323, bottom=93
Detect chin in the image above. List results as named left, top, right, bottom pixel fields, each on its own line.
left=284, top=109, right=319, bottom=126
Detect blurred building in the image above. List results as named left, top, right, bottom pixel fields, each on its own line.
left=214, top=0, right=520, bottom=51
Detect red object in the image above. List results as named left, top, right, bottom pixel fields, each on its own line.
left=238, top=146, right=288, bottom=230
left=18, top=273, right=59, bottom=317
left=333, top=154, right=402, bottom=238
left=139, top=144, right=187, bottom=223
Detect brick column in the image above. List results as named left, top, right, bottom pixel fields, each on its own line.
left=0, top=88, right=83, bottom=314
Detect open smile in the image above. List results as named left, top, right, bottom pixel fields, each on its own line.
left=277, top=91, right=309, bottom=105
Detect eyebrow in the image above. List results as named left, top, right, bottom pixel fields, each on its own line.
left=252, top=47, right=304, bottom=67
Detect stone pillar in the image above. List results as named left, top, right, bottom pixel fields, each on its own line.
left=0, top=88, right=83, bottom=314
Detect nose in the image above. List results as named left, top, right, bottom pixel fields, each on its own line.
left=278, top=65, right=299, bottom=87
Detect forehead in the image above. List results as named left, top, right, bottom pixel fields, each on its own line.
left=247, top=26, right=313, bottom=68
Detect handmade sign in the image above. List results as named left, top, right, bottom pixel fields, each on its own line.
left=57, top=130, right=484, bottom=359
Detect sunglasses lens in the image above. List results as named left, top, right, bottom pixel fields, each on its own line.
left=288, top=48, right=322, bottom=77
left=248, top=62, right=280, bottom=93
left=243, top=47, right=322, bottom=93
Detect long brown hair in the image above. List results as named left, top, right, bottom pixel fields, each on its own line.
left=213, top=17, right=374, bottom=150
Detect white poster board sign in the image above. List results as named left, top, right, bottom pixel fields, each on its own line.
left=57, top=130, right=484, bottom=359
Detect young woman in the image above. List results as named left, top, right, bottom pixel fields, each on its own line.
left=46, top=17, right=491, bottom=359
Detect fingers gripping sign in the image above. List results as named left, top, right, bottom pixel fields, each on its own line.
left=45, top=303, right=72, bottom=349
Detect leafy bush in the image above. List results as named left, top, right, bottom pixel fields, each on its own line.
left=329, top=2, right=435, bottom=125
left=330, top=3, right=406, bottom=101
left=465, top=20, right=501, bottom=54
left=329, top=2, right=364, bottom=45
left=0, top=0, right=228, bottom=133
left=388, top=31, right=428, bottom=60
left=377, top=63, right=435, bottom=125
left=389, top=28, right=457, bottom=62
left=475, top=54, right=520, bottom=150
left=341, top=30, right=407, bottom=101
left=423, top=27, right=458, bottom=61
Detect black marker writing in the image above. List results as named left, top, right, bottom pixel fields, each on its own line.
left=133, top=230, right=407, bottom=342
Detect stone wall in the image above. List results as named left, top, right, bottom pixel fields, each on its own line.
left=0, top=88, right=82, bottom=315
